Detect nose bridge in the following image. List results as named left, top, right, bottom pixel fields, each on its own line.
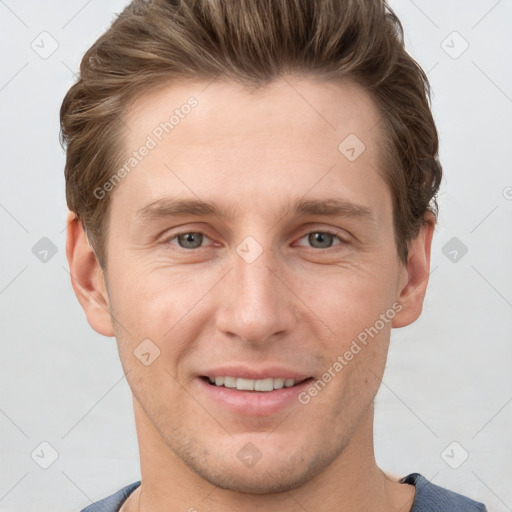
left=216, top=234, right=295, bottom=343
left=235, top=239, right=276, bottom=306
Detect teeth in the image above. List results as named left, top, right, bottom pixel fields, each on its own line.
left=237, top=377, right=255, bottom=391
left=208, top=376, right=299, bottom=392
left=224, top=376, right=237, bottom=388
left=273, top=378, right=285, bottom=389
left=254, top=378, right=273, bottom=391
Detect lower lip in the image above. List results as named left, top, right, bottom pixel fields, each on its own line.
left=197, top=377, right=313, bottom=417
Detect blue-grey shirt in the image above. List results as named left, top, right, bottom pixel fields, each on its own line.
left=79, top=473, right=488, bottom=511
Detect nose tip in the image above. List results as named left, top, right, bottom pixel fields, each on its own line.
left=215, top=253, right=297, bottom=346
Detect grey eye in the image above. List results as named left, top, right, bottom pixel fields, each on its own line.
left=176, top=232, right=204, bottom=249
left=307, top=232, right=337, bottom=249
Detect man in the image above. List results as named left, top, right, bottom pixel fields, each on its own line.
left=61, top=0, right=488, bottom=510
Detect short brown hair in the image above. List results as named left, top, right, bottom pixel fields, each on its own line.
left=60, top=0, right=442, bottom=270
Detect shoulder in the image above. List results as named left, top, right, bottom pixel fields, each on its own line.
left=79, top=481, right=141, bottom=512
left=402, top=473, right=488, bottom=512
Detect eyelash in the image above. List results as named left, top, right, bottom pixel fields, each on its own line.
left=161, top=228, right=348, bottom=252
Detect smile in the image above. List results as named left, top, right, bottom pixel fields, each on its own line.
left=198, top=375, right=314, bottom=416
left=205, top=376, right=308, bottom=392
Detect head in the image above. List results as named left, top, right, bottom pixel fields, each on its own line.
left=62, top=0, right=441, bottom=495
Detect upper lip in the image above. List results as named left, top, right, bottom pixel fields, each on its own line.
left=199, top=365, right=312, bottom=381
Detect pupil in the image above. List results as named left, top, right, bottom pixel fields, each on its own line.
left=180, top=233, right=202, bottom=248
left=310, top=232, right=332, bottom=249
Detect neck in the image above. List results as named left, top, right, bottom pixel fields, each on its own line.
left=124, top=399, right=415, bottom=512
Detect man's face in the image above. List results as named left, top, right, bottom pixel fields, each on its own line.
left=100, top=76, right=409, bottom=492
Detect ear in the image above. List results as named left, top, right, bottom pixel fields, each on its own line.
left=65, top=211, right=114, bottom=337
left=392, top=213, right=436, bottom=328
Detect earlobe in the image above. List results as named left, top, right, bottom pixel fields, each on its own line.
left=392, top=214, right=435, bottom=329
left=65, top=211, right=115, bottom=337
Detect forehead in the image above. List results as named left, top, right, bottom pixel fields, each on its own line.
left=114, top=75, right=390, bottom=227
left=124, top=75, right=382, bottom=147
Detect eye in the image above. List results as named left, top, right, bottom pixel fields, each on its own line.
left=296, top=229, right=346, bottom=250
left=164, top=231, right=211, bottom=250
left=161, top=228, right=348, bottom=251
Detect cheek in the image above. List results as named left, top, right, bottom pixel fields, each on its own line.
left=292, top=265, right=395, bottom=402
left=107, top=262, right=211, bottom=371
left=108, top=248, right=398, bottom=359
left=109, top=260, right=190, bottom=326
left=294, top=264, right=396, bottom=341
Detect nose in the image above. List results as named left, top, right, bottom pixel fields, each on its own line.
left=215, top=240, right=297, bottom=346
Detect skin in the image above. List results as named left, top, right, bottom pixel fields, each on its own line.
left=66, top=75, right=435, bottom=512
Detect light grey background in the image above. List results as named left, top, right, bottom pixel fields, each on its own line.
left=1, top=1, right=511, bottom=511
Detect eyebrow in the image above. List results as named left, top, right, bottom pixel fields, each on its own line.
left=136, top=196, right=374, bottom=224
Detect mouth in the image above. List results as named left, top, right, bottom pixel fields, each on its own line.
left=201, top=375, right=312, bottom=392
left=196, top=367, right=315, bottom=416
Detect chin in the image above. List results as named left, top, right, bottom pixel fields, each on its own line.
left=191, top=460, right=314, bottom=494
left=176, top=435, right=339, bottom=495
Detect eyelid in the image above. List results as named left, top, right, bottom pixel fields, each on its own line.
left=294, top=228, right=349, bottom=248
left=160, top=229, right=215, bottom=248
